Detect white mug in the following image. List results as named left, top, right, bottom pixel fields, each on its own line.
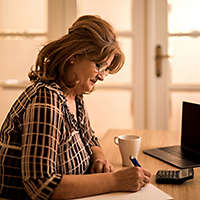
left=114, top=134, right=141, bottom=167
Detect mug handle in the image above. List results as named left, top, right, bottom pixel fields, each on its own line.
left=114, top=136, right=119, bottom=145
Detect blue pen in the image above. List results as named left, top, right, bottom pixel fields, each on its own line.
left=129, top=156, right=141, bottom=167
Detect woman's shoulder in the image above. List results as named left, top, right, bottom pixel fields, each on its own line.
left=3, top=81, right=66, bottom=122
left=23, top=80, right=66, bottom=104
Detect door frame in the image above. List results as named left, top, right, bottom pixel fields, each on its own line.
left=146, top=0, right=169, bottom=130
left=132, top=0, right=146, bottom=129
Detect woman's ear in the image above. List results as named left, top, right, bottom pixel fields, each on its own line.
left=70, top=61, right=74, bottom=65
left=69, top=59, right=75, bottom=65
left=69, top=55, right=80, bottom=65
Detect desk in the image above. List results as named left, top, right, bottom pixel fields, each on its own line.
left=100, top=129, right=200, bottom=200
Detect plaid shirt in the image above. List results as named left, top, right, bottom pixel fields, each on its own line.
left=0, top=80, right=100, bottom=200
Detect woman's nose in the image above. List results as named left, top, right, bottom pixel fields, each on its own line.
left=97, top=73, right=105, bottom=81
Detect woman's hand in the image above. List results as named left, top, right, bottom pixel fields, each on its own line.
left=90, top=146, right=114, bottom=173
left=90, top=158, right=114, bottom=173
left=112, top=167, right=151, bottom=192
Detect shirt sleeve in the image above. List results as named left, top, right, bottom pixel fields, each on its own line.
left=21, top=87, right=64, bottom=200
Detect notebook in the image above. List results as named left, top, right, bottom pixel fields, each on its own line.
left=75, top=183, right=173, bottom=200
left=143, top=101, right=200, bottom=169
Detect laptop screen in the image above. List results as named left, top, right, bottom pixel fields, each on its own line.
left=181, top=101, right=200, bottom=153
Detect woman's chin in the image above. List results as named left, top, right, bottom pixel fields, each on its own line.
left=89, top=85, right=95, bottom=92
left=78, top=85, right=94, bottom=94
left=86, top=85, right=95, bottom=93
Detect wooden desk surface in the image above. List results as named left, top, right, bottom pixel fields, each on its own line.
left=100, top=129, right=200, bottom=200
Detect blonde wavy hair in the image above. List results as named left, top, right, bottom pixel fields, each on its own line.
left=29, top=15, right=125, bottom=91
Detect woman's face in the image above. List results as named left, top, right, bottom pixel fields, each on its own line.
left=71, top=55, right=114, bottom=95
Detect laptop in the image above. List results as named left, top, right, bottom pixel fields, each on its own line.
left=143, top=101, right=200, bottom=169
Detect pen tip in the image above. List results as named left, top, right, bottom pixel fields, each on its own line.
left=129, top=155, right=134, bottom=159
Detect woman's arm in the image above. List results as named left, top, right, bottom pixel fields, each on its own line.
left=52, top=166, right=151, bottom=199
left=21, top=88, right=64, bottom=199
left=52, top=172, right=114, bottom=199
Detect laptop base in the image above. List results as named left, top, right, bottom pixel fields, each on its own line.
left=143, top=145, right=200, bottom=169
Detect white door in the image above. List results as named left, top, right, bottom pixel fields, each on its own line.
left=147, top=0, right=200, bottom=132
left=146, top=0, right=169, bottom=130
left=0, top=0, right=48, bottom=126
left=168, top=0, right=200, bottom=132
left=0, top=0, right=74, bottom=127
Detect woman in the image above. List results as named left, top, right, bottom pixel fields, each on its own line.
left=0, top=15, right=151, bottom=199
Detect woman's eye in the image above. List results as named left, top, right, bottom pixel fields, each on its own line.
left=105, top=67, right=110, bottom=71
left=96, top=63, right=101, bottom=68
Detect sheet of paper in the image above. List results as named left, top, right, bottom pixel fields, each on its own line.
left=75, top=183, right=173, bottom=200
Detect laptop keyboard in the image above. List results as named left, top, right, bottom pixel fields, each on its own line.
left=159, top=146, right=194, bottom=160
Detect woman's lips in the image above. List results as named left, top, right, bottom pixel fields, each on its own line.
left=90, top=79, right=97, bottom=84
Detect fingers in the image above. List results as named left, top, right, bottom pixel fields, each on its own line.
left=103, top=160, right=114, bottom=173
left=132, top=167, right=151, bottom=190
left=143, top=168, right=152, bottom=178
left=90, top=159, right=114, bottom=173
left=90, top=159, right=103, bottom=173
left=136, top=175, right=149, bottom=191
left=103, top=161, right=110, bottom=173
left=143, top=175, right=150, bottom=184
left=109, top=164, right=115, bottom=172
left=141, top=168, right=151, bottom=185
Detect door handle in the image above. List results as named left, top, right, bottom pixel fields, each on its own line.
left=155, top=45, right=170, bottom=77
